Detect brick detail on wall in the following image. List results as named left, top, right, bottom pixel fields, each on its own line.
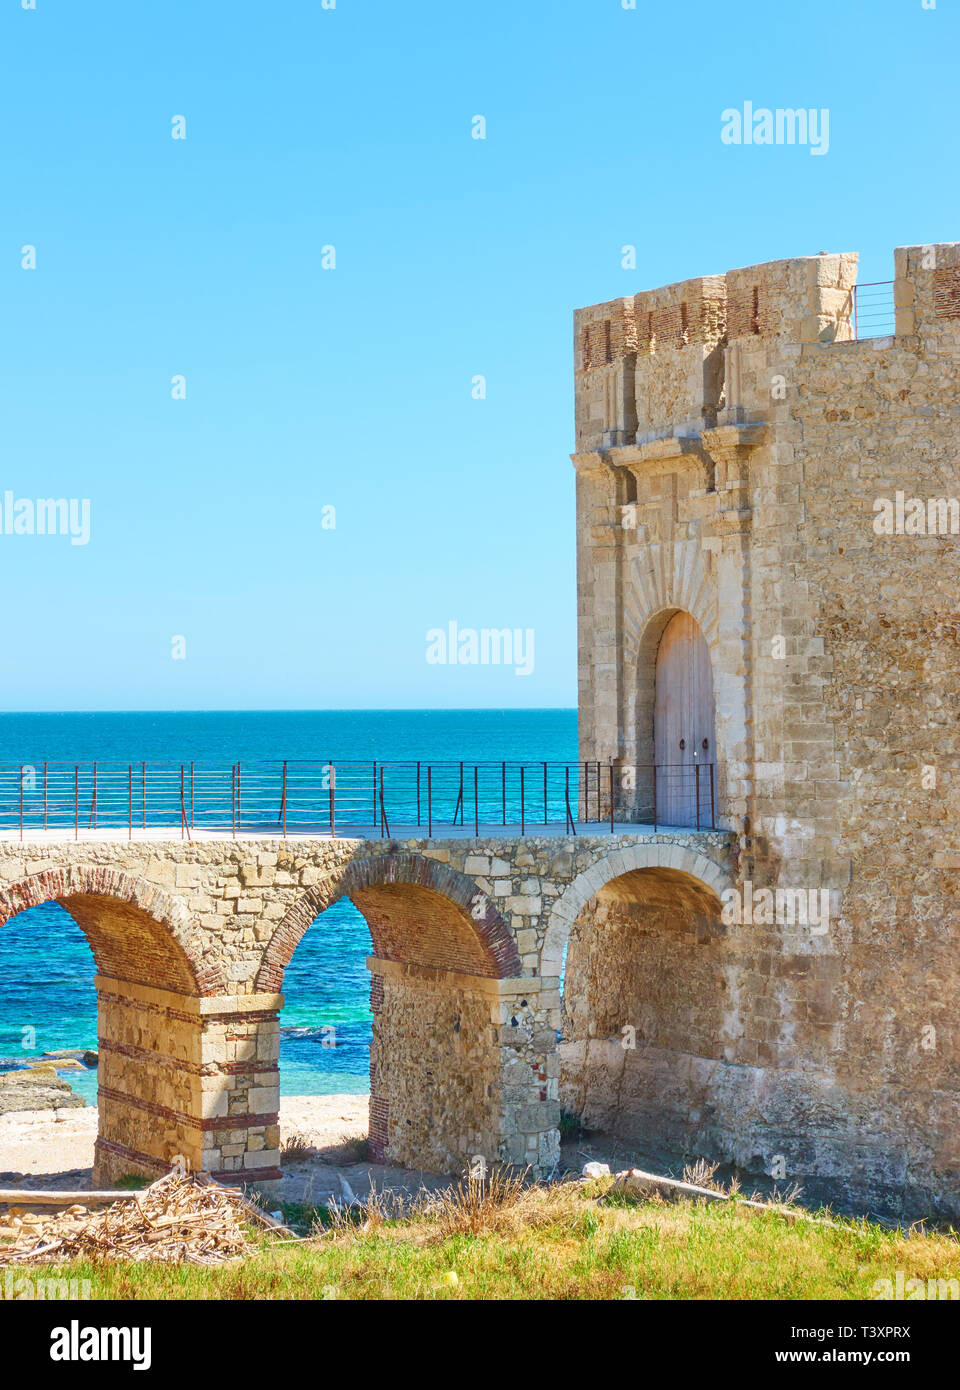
left=0, top=864, right=223, bottom=995
left=369, top=1096, right=389, bottom=1162
left=934, top=266, right=960, bottom=319
left=256, top=851, right=521, bottom=991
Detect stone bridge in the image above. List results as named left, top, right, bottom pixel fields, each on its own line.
left=0, top=830, right=734, bottom=1191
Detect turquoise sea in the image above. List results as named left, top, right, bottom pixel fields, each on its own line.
left=0, top=710, right=576, bottom=1102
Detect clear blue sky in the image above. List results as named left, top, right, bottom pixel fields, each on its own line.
left=1, top=0, right=956, bottom=711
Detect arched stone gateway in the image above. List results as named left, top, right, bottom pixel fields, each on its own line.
left=258, top=854, right=524, bottom=1171
left=0, top=835, right=736, bottom=1196
left=541, top=842, right=732, bottom=977
left=257, top=853, right=521, bottom=991
left=541, top=844, right=736, bottom=1164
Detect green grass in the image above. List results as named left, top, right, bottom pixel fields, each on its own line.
left=14, top=1183, right=960, bottom=1301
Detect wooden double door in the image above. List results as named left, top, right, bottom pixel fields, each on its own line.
left=653, top=612, right=716, bottom=827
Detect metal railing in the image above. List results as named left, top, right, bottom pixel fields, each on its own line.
left=850, top=281, right=896, bottom=340
left=0, top=760, right=718, bottom=840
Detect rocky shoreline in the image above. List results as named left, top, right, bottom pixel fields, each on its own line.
left=0, top=1051, right=98, bottom=1116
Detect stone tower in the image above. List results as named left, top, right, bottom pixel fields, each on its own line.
left=564, top=245, right=960, bottom=1217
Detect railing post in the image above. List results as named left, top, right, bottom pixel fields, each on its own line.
left=416, top=761, right=421, bottom=826
left=231, top=764, right=236, bottom=838
left=610, top=762, right=615, bottom=834
left=565, top=765, right=577, bottom=836
left=19, top=765, right=23, bottom=842
left=74, top=765, right=78, bottom=841
left=190, top=760, right=194, bottom=829
left=428, top=766, right=432, bottom=838
left=91, top=761, right=97, bottom=830
left=329, top=764, right=336, bottom=839
left=237, top=761, right=242, bottom=834
left=128, top=765, right=132, bottom=841
left=501, top=761, right=506, bottom=825
left=543, top=761, right=548, bottom=825
left=141, top=761, right=146, bottom=830
left=520, top=766, right=525, bottom=836
left=372, top=761, right=377, bottom=825
left=281, top=760, right=287, bottom=838
left=43, top=762, right=47, bottom=831
left=474, top=765, right=479, bottom=837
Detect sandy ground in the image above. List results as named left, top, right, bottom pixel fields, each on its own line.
left=0, top=1098, right=459, bottom=1208
left=0, top=1099, right=799, bottom=1215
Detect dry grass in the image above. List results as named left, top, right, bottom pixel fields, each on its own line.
left=317, top=1134, right=369, bottom=1165
left=413, top=1165, right=528, bottom=1240
left=9, top=1175, right=960, bottom=1299
left=0, top=1172, right=283, bottom=1267
left=280, top=1132, right=317, bottom=1164
left=321, top=1167, right=592, bottom=1248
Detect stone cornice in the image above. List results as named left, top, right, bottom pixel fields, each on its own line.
left=701, top=422, right=769, bottom=454
left=571, top=422, right=769, bottom=491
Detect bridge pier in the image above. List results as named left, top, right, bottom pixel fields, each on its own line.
left=367, top=959, right=560, bottom=1174
left=92, top=977, right=282, bottom=1190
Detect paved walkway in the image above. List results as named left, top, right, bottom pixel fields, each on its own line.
left=0, top=820, right=723, bottom=846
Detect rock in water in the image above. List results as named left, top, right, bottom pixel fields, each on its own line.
left=0, top=1070, right=86, bottom=1114
left=41, top=1048, right=98, bottom=1069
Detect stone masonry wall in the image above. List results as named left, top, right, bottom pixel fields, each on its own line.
left=571, top=243, right=960, bottom=1220
left=0, top=832, right=733, bottom=1191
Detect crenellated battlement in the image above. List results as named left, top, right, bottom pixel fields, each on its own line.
left=574, top=244, right=960, bottom=452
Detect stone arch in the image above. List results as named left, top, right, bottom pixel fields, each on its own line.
left=256, top=853, right=521, bottom=1173
left=620, top=532, right=720, bottom=771
left=623, top=549, right=720, bottom=674
left=256, top=852, right=521, bottom=993
left=0, top=865, right=223, bottom=996
left=541, top=841, right=732, bottom=977
left=550, top=843, right=733, bottom=1162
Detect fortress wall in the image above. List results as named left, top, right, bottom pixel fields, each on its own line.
left=569, top=245, right=960, bottom=1218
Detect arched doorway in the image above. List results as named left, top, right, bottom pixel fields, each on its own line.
left=544, top=845, right=733, bottom=1169
left=654, top=611, right=716, bottom=827
left=556, top=861, right=727, bottom=1164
